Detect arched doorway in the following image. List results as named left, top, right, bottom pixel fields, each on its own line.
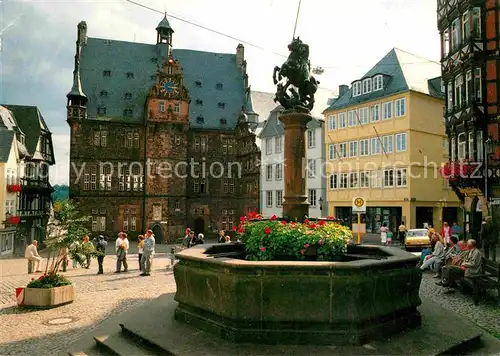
left=194, top=217, right=205, bottom=236
left=151, top=224, right=163, bottom=244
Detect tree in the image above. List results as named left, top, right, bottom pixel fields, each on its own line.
left=43, top=199, right=94, bottom=275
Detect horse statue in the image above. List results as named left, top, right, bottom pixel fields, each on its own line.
left=273, top=37, right=319, bottom=112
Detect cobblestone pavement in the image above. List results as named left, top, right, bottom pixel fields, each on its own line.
left=0, top=253, right=176, bottom=355
left=420, top=271, right=500, bottom=337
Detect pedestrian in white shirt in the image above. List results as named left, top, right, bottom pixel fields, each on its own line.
left=25, top=240, right=42, bottom=273
left=115, top=232, right=129, bottom=273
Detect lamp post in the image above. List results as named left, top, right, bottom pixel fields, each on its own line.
left=318, top=197, right=323, bottom=217
left=485, top=137, right=493, bottom=214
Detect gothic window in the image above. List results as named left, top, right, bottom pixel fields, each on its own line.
left=103, top=70, right=111, bottom=77
left=126, top=132, right=133, bottom=148
left=133, top=133, right=139, bottom=148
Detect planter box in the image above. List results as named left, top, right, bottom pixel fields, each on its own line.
left=22, top=285, right=75, bottom=308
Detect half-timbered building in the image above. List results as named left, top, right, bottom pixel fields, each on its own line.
left=437, top=0, right=500, bottom=235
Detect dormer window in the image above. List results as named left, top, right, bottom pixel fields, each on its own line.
left=218, top=102, right=225, bottom=109
left=150, top=75, right=156, bottom=80
left=196, top=99, right=203, bottom=106
left=123, top=109, right=132, bottom=116
left=124, top=92, right=132, bottom=99
left=362, top=78, right=372, bottom=94
left=373, top=75, right=383, bottom=91
left=220, top=118, right=227, bottom=125
left=103, top=70, right=111, bottom=77
left=216, top=83, right=223, bottom=90
left=126, top=72, right=134, bottom=79
left=352, top=81, right=361, bottom=97
left=195, top=81, right=202, bottom=88
left=100, top=90, right=108, bottom=97
left=197, top=116, right=205, bottom=124
left=150, top=57, right=158, bottom=63
left=97, top=106, right=107, bottom=115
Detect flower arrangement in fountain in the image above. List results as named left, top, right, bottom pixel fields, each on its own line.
left=235, top=212, right=352, bottom=261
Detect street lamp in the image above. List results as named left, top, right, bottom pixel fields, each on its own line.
left=318, top=197, right=323, bottom=216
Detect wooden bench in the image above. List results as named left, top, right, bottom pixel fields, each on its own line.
left=460, top=257, right=500, bottom=305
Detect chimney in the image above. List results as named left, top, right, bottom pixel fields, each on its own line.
left=236, top=44, right=244, bottom=69
left=77, top=21, right=88, bottom=46
left=339, top=85, right=349, bottom=96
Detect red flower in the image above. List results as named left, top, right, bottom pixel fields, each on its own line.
left=264, top=226, right=271, bottom=235
left=6, top=184, right=21, bottom=193
left=304, top=243, right=310, bottom=248
left=318, top=220, right=326, bottom=226
left=326, top=215, right=336, bottom=220
left=304, top=219, right=310, bottom=224
left=31, top=278, right=35, bottom=281
left=240, top=216, right=247, bottom=223
left=38, top=275, right=45, bottom=281
left=259, top=247, right=266, bottom=252
left=280, top=220, right=288, bottom=225
left=300, top=249, right=306, bottom=255
left=270, top=214, right=277, bottom=221
left=238, top=225, right=244, bottom=234
left=232, top=226, right=237, bottom=232
left=309, top=223, right=317, bottom=229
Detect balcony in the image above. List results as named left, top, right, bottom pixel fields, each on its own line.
left=20, top=178, right=52, bottom=191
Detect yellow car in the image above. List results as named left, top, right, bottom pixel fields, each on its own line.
left=404, top=229, right=431, bottom=249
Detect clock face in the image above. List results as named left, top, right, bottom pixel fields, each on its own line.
left=160, top=78, right=179, bottom=96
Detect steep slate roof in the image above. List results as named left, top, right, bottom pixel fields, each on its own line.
left=79, top=37, right=246, bottom=129
left=259, top=87, right=336, bottom=139
left=324, top=48, right=442, bottom=112
left=1, top=105, right=50, bottom=156
left=0, top=129, right=15, bottom=163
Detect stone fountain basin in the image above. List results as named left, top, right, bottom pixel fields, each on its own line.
left=173, top=244, right=422, bottom=346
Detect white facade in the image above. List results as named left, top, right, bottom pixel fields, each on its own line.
left=260, top=116, right=327, bottom=218
left=0, top=135, right=20, bottom=257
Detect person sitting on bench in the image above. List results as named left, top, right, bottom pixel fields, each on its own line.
left=25, top=240, right=43, bottom=273
left=437, top=239, right=482, bottom=294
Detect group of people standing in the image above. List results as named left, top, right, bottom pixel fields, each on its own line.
left=115, top=230, right=156, bottom=276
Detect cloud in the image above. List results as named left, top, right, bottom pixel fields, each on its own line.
left=2, top=0, right=441, bottom=185
left=49, top=134, right=70, bottom=185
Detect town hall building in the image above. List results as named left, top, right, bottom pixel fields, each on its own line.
left=67, top=16, right=260, bottom=242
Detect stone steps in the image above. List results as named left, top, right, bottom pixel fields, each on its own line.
left=92, top=324, right=168, bottom=356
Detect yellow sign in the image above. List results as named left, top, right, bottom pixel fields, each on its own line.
left=354, top=198, right=364, bottom=207
left=459, top=188, right=483, bottom=197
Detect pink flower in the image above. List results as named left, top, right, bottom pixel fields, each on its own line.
left=233, top=226, right=237, bottom=232
left=259, top=247, right=267, bottom=252
left=300, top=249, right=306, bottom=255
left=304, top=219, right=310, bottom=224
left=318, top=239, right=325, bottom=246
left=264, top=226, right=271, bottom=235
left=270, top=214, right=278, bottom=221
left=240, top=216, right=247, bottom=223
left=238, top=225, right=244, bottom=234
left=304, top=243, right=310, bottom=248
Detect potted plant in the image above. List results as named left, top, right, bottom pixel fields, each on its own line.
left=236, top=213, right=351, bottom=261
left=17, top=199, right=92, bottom=308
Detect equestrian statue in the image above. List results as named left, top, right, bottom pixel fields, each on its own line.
left=273, top=37, right=319, bottom=112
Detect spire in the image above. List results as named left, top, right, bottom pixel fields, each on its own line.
left=67, top=21, right=87, bottom=101
left=156, top=12, right=173, bottom=32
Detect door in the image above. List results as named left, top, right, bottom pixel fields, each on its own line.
left=194, top=218, right=205, bottom=236
left=151, top=225, right=163, bottom=244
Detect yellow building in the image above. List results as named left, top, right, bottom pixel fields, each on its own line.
left=324, top=48, right=460, bottom=233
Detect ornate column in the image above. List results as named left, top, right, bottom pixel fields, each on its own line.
left=280, top=112, right=312, bottom=221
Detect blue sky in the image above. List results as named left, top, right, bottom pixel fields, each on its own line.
left=0, top=0, right=441, bottom=184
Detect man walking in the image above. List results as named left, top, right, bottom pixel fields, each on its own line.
left=115, top=232, right=129, bottom=273
left=94, top=235, right=107, bottom=274
left=481, top=216, right=498, bottom=261
left=25, top=240, right=43, bottom=273
left=140, top=230, right=155, bottom=276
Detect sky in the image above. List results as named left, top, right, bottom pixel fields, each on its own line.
left=0, top=0, right=441, bottom=184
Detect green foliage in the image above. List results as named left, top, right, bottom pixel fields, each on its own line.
left=69, top=240, right=101, bottom=268
left=27, top=273, right=72, bottom=289
left=51, top=185, right=69, bottom=202
left=240, top=216, right=352, bottom=261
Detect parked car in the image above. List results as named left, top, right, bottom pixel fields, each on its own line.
left=404, top=229, right=431, bottom=250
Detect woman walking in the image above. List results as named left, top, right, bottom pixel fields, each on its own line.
left=380, top=223, right=389, bottom=246
left=137, top=234, right=145, bottom=271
